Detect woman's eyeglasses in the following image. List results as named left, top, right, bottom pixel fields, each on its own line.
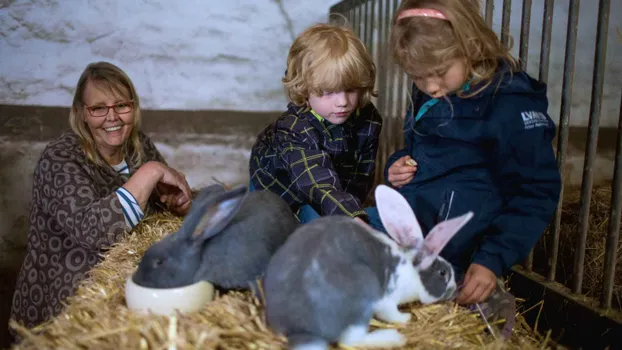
left=84, top=101, right=134, bottom=117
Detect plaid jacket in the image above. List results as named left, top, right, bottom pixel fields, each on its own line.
left=249, top=101, right=383, bottom=220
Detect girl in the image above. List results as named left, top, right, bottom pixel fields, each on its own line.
left=365, top=0, right=561, bottom=339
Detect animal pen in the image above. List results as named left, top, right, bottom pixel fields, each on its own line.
left=329, top=0, right=621, bottom=348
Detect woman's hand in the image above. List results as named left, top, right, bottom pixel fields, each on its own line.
left=455, top=263, right=497, bottom=305
left=156, top=182, right=192, bottom=216
left=387, top=156, right=418, bottom=188
left=122, top=161, right=192, bottom=212
left=154, top=164, right=192, bottom=216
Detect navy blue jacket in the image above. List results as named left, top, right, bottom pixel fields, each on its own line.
left=382, top=66, right=561, bottom=278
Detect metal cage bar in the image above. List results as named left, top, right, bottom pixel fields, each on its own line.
left=573, top=0, right=611, bottom=294
left=550, top=0, right=580, bottom=283
left=602, top=94, right=622, bottom=309
left=485, top=0, right=495, bottom=27
left=500, top=0, right=512, bottom=48
left=520, top=0, right=534, bottom=270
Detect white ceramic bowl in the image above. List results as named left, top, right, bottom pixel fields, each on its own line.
left=125, top=274, right=215, bottom=316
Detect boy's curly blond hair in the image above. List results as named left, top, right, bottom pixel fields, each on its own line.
left=283, top=23, right=377, bottom=110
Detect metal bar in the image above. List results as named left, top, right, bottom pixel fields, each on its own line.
left=355, top=0, right=360, bottom=34
left=518, top=0, right=532, bottom=70
left=539, top=0, right=555, bottom=84
left=362, top=0, right=369, bottom=49
left=501, top=0, right=512, bottom=48
left=574, top=0, right=611, bottom=294
left=601, top=93, right=622, bottom=309
left=357, top=0, right=363, bottom=37
left=549, top=0, right=580, bottom=283
left=485, top=0, right=494, bottom=27
left=540, top=0, right=558, bottom=280
left=376, top=0, right=386, bottom=116
left=348, top=0, right=359, bottom=32
left=368, top=0, right=376, bottom=62
left=519, top=0, right=534, bottom=271
left=385, top=0, right=398, bottom=119
left=382, top=0, right=391, bottom=118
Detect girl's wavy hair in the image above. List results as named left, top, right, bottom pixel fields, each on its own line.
left=69, top=61, right=144, bottom=168
left=390, top=0, right=519, bottom=98
left=283, top=22, right=377, bottom=111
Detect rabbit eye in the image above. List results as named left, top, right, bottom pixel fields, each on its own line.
left=152, top=258, right=163, bottom=268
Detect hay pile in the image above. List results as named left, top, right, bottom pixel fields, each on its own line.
left=10, top=212, right=557, bottom=350
left=534, top=183, right=621, bottom=309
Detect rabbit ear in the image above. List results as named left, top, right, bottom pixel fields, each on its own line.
left=193, top=183, right=226, bottom=202
left=418, top=211, right=474, bottom=269
left=374, top=184, right=424, bottom=248
left=178, top=184, right=248, bottom=246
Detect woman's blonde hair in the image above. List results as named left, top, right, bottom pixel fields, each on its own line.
left=390, top=0, right=519, bottom=97
left=69, top=61, right=144, bottom=168
left=283, top=23, right=377, bottom=110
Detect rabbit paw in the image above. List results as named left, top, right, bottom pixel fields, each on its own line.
left=340, top=325, right=406, bottom=348
left=372, top=298, right=412, bottom=324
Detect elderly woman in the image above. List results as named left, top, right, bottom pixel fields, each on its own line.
left=10, top=62, right=192, bottom=330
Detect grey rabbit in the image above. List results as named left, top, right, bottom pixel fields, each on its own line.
left=132, top=183, right=298, bottom=291
left=264, top=184, right=474, bottom=350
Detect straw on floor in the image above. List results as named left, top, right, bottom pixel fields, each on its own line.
left=10, top=211, right=559, bottom=350
left=534, top=183, right=621, bottom=310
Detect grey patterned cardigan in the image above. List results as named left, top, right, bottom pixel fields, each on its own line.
left=10, top=130, right=166, bottom=330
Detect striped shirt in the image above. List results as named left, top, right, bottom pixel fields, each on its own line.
left=249, top=102, right=383, bottom=220
left=113, top=160, right=144, bottom=229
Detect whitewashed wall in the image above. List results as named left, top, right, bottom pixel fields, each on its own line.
left=2, top=0, right=621, bottom=126
left=0, top=0, right=338, bottom=111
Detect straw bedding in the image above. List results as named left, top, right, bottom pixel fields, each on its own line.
left=10, top=211, right=559, bottom=350
left=534, top=183, right=621, bottom=309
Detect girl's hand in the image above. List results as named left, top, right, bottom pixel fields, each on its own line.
left=456, top=263, right=497, bottom=305
left=387, top=156, right=418, bottom=188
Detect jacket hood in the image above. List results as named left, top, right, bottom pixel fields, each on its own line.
left=475, top=60, right=548, bottom=101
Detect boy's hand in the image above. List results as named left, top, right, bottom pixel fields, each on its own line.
left=387, top=156, right=418, bottom=188
left=456, top=263, right=497, bottom=305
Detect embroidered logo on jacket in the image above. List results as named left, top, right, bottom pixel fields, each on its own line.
left=521, top=111, right=549, bottom=129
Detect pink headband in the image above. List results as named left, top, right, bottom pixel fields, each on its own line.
left=397, top=8, right=447, bottom=21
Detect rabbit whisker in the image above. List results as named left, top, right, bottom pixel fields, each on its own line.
left=475, top=303, right=497, bottom=340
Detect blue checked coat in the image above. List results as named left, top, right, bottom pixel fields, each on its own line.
left=249, top=101, right=383, bottom=221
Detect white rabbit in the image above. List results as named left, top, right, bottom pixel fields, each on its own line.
left=263, top=184, right=474, bottom=349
